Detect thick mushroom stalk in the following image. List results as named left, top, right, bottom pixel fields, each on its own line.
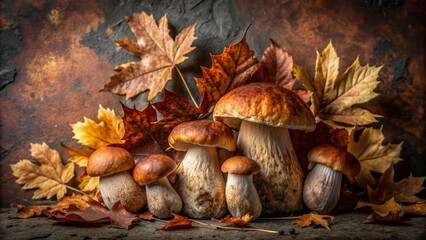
left=146, top=177, right=182, bottom=218
left=302, top=164, right=342, bottom=214
left=238, top=120, right=304, bottom=214
left=175, top=145, right=226, bottom=219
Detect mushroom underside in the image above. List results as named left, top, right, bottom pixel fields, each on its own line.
left=146, top=177, right=182, bottom=218
left=237, top=120, right=304, bottom=215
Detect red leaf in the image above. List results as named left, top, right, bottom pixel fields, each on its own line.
left=137, top=211, right=154, bottom=221
left=161, top=214, right=193, bottom=230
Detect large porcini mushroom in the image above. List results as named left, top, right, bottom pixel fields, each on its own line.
left=168, top=120, right=236, bottom=219
left=213, top=83, right=315, bottom=214
left=221, top=156, right=262, bottom=220
left=133, top=154, right=182, bottom=218
left=87, top=146, right=146, bottom=213
left=303, top=144, right=360, bottom=214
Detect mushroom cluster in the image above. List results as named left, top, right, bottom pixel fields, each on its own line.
left=303, top=144, right=360, bottom=214
left=87, top=146, right=146, bottom=213
left=214, top=83, right=315, bottom=215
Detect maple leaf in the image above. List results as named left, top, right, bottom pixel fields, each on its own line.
left=367, top=165, right=425, bottom=204
left=356, top=198, right=405, bottom=222
left=10, top=143, right=74, bottom=200
left=61, top=143, right=94, bottom=167
left=161, top=214, right=193, bottom=231
left=103, top=12, right=197, bottom=100
left=77, top=174, right=100, bottom=193
left=137, top=211, right=154, bottom=221
left=294, top=42, right=382, bottom=128
left=219, top=214, right=252, bottom=227
left=293, top=212, right=334, bottom=231
left=347, top=126, right=403, bottom=189
left=71, top=105, right=124, bottom=149
left=194, top=27, right=259, bottom=107
left=402, top=201, right=426, bottom=216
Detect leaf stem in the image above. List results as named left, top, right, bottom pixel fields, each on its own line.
left=257, top=216, right=299, bottom=220
left=65, top=184, right=91, bottom=197
left=175, top=66, right=198, bottom=108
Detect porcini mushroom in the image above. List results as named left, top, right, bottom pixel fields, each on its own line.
left=303, top=144, right=360, bottom=214
left=221, top=156, right=262, bottom=220
left=133, top=154, right=182, bottom=218
left=213, top=83, right=315, bottom=214
left=87, top=146, right=146, bottom=213
left=168, top=120, right=236, bottom=219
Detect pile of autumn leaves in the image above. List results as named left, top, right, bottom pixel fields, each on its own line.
left=10, top=12, right=425, bottom=231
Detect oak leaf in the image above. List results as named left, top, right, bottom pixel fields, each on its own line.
left=103, top=12, right=197, bottom=100
left=367, top=165, right=425, bottom=204
left=161, top=214, right=193, bottom=230
left=10, top=143, right=74, bottom=200
left=294, top=42, right=382, bottom=128
left=293, top=212, right=334, bottom=231
left=402, top=201, right=426, bottom=216
left=347, top=126, right=403, bottom=189
left=71, top=105, right=124, bottom=149
left=219, top=214, right=252, bottom=227
left=356, top=198, right=404, bottom=222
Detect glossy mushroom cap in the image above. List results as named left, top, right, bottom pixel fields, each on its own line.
left=308, top=144, right=361, bottom=179
left=168, top=120, right=237, bottom=152
left=221, top=156, right=261, bottom=175
left=133, top=154, right=176, bottom=185
left=213, top=83, right=315, bottom=131
left=87, top=146, right=134, bottom=177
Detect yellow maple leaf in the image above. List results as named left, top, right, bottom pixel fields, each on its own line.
left=293, top=212, right=334, bottom=231
left=293, top=42, right=382, bottom=128
left=61, top=143, right=94, bottom=167
left=78, top=175, right=99, bottom=193
left=10, top=143, right=74, bottom=200
left=348, top=126, right=402, bottom=189
left=71, top=105, right=124, bottom=149
left=103, top=12, right=197, bottom=100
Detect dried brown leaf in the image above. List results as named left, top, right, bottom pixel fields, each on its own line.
left=219, top=214, right=252, bottom=227
left=161, top=214, right=193, bottom=231
left=293, top=212, right=334, bottom=231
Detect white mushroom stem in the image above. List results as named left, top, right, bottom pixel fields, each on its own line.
left=100, top=171, right=146, bottom=213
left=303, top=164, right=342, bottom=214
left=237, top=120, right=304, bottom=214
left=174, top=145, right=226, bottom=219
left=146, top=177, right=182, bottom=219
left=225, top=173, right=262, bottom=220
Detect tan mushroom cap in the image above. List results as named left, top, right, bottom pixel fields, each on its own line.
left=213, top=83, right=315, bottom=131
left=221, top=156, right=261, bottom=175
left=308, top=144, right=361, bottom=178
left=133, top=154, right=176, bottom=186
left=87, top=146, right=134, bottom=177
left=168, top=120, right=236, bottom=152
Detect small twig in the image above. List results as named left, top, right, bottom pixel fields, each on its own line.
left=191, top=219, right=279, bottom=234
left=258, top=216, right=299, bottom=220
left=175, top=66, right=198, bottom=108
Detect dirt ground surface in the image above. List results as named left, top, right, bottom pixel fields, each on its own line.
left=1, top=208, right=425, bottom=240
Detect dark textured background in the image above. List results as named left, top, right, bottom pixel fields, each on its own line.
left=0, top=0, right=424, bottom=207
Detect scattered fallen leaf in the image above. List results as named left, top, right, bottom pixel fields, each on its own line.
left=367, top=164, right=425, bottom=204
left=10, top=143, right=74, bottom=200
left=356, top=198, right=404, bottom=222
left=347, top=126, right=403, bottom=189
left=219, top=214, right=252, bottom=227
left=161, top=214, right=193, bottom=230
left=103, top=12, right=197, bottom=100
left=402, top=201, right=426, bottom=216
left=295, top=42, right=382, bottom=128
left=137, top=211, right=154, bottom=221
left=293, top=212, right=334, bottom=231
left=71, top=105, right=124, bottom=149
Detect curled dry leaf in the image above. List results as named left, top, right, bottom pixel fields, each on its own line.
left=293, top=212, right=334, bottom=231
left=219, top=214, right=252, bottom=227
left=402, top=201, right=426, bottom=216
left=161, top=214, right=193, bottom=231
left=10, top=143, right=74, bottom=200
left=347, top=126, right=403, bottom=189
left=356, top=198, right=405, bottom=222
left=103, top=12, right=197, bottom=100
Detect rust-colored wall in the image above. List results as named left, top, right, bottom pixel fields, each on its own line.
left=1, top=0, right=424, bottom=207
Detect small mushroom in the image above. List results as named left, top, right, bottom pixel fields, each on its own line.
left=133, top=154, right=182, bottom=218
left=168, top=120, right=236, bottom=219
left=213, top=83, right=315, bottom=214
left=303, top=144, right=360, bottom=214
left=221, top=156, right=262, bottom=220
left=87, top=146, right=147, bottom=213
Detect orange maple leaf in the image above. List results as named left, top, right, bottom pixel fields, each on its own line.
left=103, top=12, right=197, bottom=100
left=293, top=212, right=334, bottom=231
left=219, top=214, right=252, bottom=227
left=357, top=198, right=405, bottom=222
left=161, top=214, right=193, bottom=231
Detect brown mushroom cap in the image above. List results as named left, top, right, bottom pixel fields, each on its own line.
left=308, top=144, right=360, bottom=178
left=133, top=154, right=176, bottom=185
left=221, top=156, right=261, bottom=175
left=168, top=120, right=237, bottom=151
left=213, top=83, right=316, bottom=131
left=87, top=146, right=134, bottom=177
